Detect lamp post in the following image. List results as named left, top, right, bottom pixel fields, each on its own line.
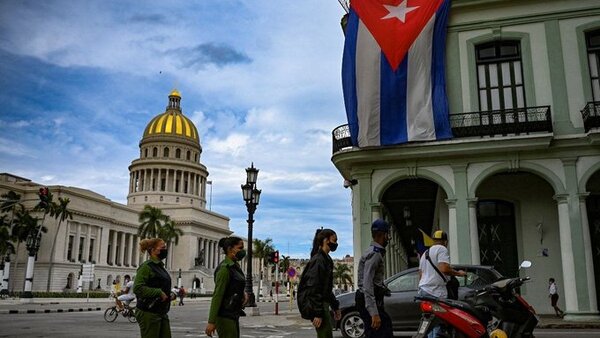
left=241, top=163, right=261, bottom=308
left=22, top=231, right=42, bottom=299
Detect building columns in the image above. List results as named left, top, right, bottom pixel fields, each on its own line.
left=468, top=198, right=480, bottom=265
left=579, top=193, right=598, bottom=314
left=110, top=231, right=117, bottom=265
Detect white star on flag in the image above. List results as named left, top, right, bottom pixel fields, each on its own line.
left=381, top=0, right=419, bottom=23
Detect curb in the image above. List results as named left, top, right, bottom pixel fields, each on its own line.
left=0, top=307, right=102, bottom=315
left=537, top=323, right=600, bottom=329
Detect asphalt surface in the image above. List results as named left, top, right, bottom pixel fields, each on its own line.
left=1, top=299, right=600, bottom=337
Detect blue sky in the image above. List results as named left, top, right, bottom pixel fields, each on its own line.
left=0, top=0, right=353, bottom=259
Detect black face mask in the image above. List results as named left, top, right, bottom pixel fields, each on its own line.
left=235, top=249, right=247, bottom=261
left=328, top=242, right=338, bottom=252
left=158, top=248, right=168, bottom=260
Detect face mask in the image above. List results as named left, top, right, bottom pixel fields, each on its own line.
left=235, top=249, right=247, bottom=261
left=158, top=248, right=168, bottom=260
left=328, top=242, right=338, bottom=252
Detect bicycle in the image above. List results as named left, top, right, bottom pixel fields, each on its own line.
left=104, top=303, right=137, bottom=323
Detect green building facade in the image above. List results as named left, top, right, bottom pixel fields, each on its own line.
left=332, top=0, right=600, bottom=319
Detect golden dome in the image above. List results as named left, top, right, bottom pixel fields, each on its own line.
left=142, top=91, right=199, bottom=142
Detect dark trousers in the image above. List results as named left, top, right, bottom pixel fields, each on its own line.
left=135, top=309, right=171, bottom=338
left=216, top=316, right=240, bottom=338
left=358, top=304, right=393, bottom=338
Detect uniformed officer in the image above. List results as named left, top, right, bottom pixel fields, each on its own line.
left=205, top=236, right=247, bottom=338
left=356, top=219, right=393, bottom=338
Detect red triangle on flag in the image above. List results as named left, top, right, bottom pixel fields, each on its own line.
left=352, top=0, right=445, bottom=70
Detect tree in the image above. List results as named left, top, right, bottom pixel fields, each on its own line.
left=10, top=206, right=46, bottom=292
left=0, top=215, right=15, bottom=259
left=252, top=238, right=274, bottom=301
left=159, top=219, right=183, bottom=245
left=253, top=238, right=274, bottom=267
left=46, top=196, right=73, bottom=291
left=333, top=263, right=353, bottom=291
left=138, top=205, right=169, bottom=239
left=280, top=255, right=291, bottom=275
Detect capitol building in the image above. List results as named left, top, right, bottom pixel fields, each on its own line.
left=0, top=90, right=246, bottom=293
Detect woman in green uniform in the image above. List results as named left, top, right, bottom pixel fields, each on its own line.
left=205, top=236, right=247, bottom=338
left=297, top=229, right=341, bottom=338
left=134, top=238, right=174, bottom=338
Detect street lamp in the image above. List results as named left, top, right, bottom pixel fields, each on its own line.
left=241, top=163, right=261, bottom=308
left=22, top=231, right=42, bottom=298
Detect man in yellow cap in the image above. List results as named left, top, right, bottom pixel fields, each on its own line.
left=418, top=230, right=466, bottom=338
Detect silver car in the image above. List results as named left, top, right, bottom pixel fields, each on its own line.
left=334, top=265, right=503, bottom=338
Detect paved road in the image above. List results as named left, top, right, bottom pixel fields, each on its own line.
left=1, top=301, right=599, bottom=337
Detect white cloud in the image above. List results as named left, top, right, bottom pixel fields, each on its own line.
left=0, top=0, right=353, bottom=259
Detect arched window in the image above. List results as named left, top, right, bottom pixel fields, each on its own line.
left=186, top=150, right=191, bottom=161
left=195, top=154, right=198, bottom=162
left=475, top=40, right=525, bottom=111
left=586, top=29, right=600, bottom=101
left=176, top=148, right=181, bottom=158
left=164, top=147, right=170, bottom=157
left=144, top=149, right=148, bottom=158
left=153, top=147, right=158, bottom=157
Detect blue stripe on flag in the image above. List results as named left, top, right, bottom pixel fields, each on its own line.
left=342, top=10, right=360, bottom=146
left=380, top=55, right=408, bottom=145
left=431, top=0, right=453, bottom=140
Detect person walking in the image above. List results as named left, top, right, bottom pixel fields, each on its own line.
left=549, top=278, right=565, bottom=318
left=356, top=219, right=393, bottom=338
left=418, top=230, right=466, bottom=338
left=205, top=236, right=247, bottom=338
left=297, top=228, right=341, bottom=338
left=134, top=238, right=174, bottom=338
left=178, top=285, right=186, bottom=306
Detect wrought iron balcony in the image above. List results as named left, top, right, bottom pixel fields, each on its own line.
left=581, top=101, right=600, bottom=132
left=450, top=106, right=552, bottom=138
left=332, top=106, right=553, bottom=154
left=332, top=124, right=353, bottom=153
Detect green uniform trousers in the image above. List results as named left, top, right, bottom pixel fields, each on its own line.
left=216, top=316, right=240, bottom=338
left=136, top=309, right=172, bottom=338
left=315, top=302, right=333, bottom=338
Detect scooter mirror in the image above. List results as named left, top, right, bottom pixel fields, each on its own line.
left=519, top=260, right=532, bottom=269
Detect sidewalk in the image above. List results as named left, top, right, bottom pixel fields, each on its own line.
left=537, top=314, right=600, bottom=329
left=0, top=296, right=211, bottom=314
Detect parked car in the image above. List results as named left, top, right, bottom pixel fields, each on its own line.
left=334, top=265, right=503, bottom=338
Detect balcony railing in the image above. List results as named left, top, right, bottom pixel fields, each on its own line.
left=581, top=101, right=600, bottom=132
left=332, top=124, right=353, bottom=153
left=450, top=106, right=552, bottom=138
left=332, top=106, right=554, bottom=154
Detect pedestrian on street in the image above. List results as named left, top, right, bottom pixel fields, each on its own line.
left=297, top=228, right=341, bottom=338
left=418, top=230, right=466, bottom=338
left=356, top=219, right=393, bottom=338
left=178, top=285, right=186, bottom=306
left=134, top=238, right=174, bottom=338
left=205, top=236, right=248, bottom=338
left=549, top=278, right=565, bottom=318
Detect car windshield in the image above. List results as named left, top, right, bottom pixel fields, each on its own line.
left=457, top=267, right=503, bottom=289
left=384, top=267, right=503, bottom=291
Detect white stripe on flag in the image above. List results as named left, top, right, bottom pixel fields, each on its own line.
left=356, top=20, right=381, bottom=147
left=407, top=13, right=437, bottom=141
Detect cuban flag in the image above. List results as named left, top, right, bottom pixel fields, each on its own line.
left=342, top=0, right=452, bottom=147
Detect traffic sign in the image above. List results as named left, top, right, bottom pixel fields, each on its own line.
left=288, top=267, right=296, bottom=278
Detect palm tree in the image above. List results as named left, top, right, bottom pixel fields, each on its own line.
left=46, top=196, right=73, bottom=291
left=333, top=263, right=353, bottom=291
left=138, top=205, right=169, bottom=239
left=252, top=238, right=274, bottom=301
left=280, top=255, right=291, bottom=275
left=159, top=219, right=183, bottom=244
left=0, top=215, right=15, bottom=258
left=10, top=207, right=46, bottom=292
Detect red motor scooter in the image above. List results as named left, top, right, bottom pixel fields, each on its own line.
left=414, top=262, right=538, bottom=338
